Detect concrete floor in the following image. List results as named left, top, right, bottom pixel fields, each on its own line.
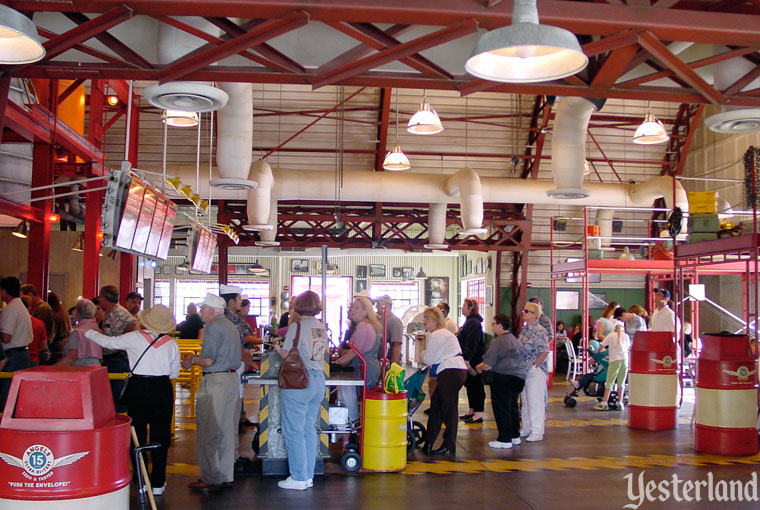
left=139, top=377, right=760, bottom=510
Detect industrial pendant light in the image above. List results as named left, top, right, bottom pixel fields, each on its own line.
left=0, top=5, right=46, bottom=64
left=162, top=109, right=199, bottom=127
left=383, top=89, right=410, bottom=171
left=71, top=234, right=84, bottom=252
left=633, top=111, right=669, bottom=145
left=247, top=261, right=268, bottom=276
left=407, top=91, right=444, bottom=135
left=12, top=221, right=28, bottom=239
left=415, top=267, right=428, bottom=280
left=464, top=0, right=587, bottom=83
left=618, top=246, right=635, bottom=260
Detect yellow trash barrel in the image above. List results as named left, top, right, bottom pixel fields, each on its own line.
left=362, top=388, right=407, bottom=472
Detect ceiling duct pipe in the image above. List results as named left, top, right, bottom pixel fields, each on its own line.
left=213, top=82, right=256, bottom=190
left=445, top=166, right=486, bottom=234
left=255, top=199, right=279, bottom=247
left=548, top=96, right=604, bottom=199
left=595, top=208, right=615, bottom=249
left=245, top=159, right=274, bottom=230
left=424, top=203, right=449, bottom=249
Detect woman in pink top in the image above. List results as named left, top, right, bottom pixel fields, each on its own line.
left=55, top=299, right=103, bottom=367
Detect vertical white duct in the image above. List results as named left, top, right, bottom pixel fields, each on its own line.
left=256, top=199, right=279, bottom=246
left=424, top=203, right=449, bottom=249
left=445, top=166, right=486, bottom=233
left=595, top=208, right=615, bottom=249
left=547, top=96, right=596, bottom=199
left=246, top=159, right=273, bottom=228
left=213, top=82, right=256, bottom=189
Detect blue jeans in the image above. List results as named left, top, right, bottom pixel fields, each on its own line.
left=0, top=349, right=30, bottom=410
left=280, top=369, right=325, bottom=481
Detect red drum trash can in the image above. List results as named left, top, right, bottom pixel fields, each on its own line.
left=546, top=337, right=555, bottom=388
left=695, top=333, right=758, bottom=456
left=0, top=366, right=131, bottom=509
left=628, top=331, right=678, bottom=430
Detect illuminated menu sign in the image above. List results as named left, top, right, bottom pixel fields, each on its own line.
left=114, top=176, right=145, bottom=250
left=189, top=224, right=217, bottom=274
left=145, top=194, right=168, bottom=257
left=131, top=186, right=157, bottom=254
left=156, top=201, right=177, bottom=260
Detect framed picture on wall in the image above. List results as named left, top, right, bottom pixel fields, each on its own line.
left=556, top=290, right=580, bottom=310
left=486, top=285, right=493, bottom=306
left=356, top=265, right=368, bottom=278
left=392, top=267, right=403, bottom=278
left=369, top=264, right=386, bottom=278
left=460, top=254, right=467, bottom=275
left=467, top=260, right=472, bottom=275
left=356, top=279, right=368, bottom=293
left=424, top=277, right=449, bottom=306
left=402, top=267, right=414, bottom=279
left=291, top=259, right=309, bottom=273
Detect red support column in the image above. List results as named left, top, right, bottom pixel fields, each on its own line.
left=117, top=87, right=140, bottom=299
left=28, top=143, right=54, bottom=298
left=83, top=80, right=106, bottom=297
left=119, top=254, right=134, bottom=304
left=218, top=244, right=229, bottom=285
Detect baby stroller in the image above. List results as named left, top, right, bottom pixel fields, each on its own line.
left=403, top=366, right=429, bottom=451
left=564, top=349, right=609, bottom=408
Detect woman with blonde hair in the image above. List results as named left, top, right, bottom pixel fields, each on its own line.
left=594, top=322, right=631, bottom=411
left=422, top=306, right=468, bottom=456
left=336, top=296, right=382, bottom=421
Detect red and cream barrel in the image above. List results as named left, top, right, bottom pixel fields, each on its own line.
left=695, top=334, right=758, bottom=456
left=0, top=416, right=131, bottom=508
left=547, top=337, right=555, bottom=388
left=628, top=331, right=678, bottom=431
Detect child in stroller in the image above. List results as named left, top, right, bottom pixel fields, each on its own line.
left=563, top=341, right=617, bottom=407
left=404, top=366, right=429, bottom=451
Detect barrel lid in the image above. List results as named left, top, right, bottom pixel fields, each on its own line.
left=365, top=387, right=407, bottom=400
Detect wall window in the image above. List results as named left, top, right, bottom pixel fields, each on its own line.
left=371, top=281, right=420, bottom=314
left=465, top=278, right=486, bottom=311
left=291, top=276, right=352, bottom=344
left=154, top=280, right=269, bottom=325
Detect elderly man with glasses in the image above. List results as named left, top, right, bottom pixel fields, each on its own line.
left=517, top=302, right=550, bottom=442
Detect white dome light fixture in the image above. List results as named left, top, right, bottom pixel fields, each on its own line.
left=161, top=109, right=199, bottom=127
left=633, top=111, right=669, bottom=145
left=407, top=92, right=444, bottom=135
left=0, top=5, right=45, bottom=64
left=464, top=0, right=587, bottom=83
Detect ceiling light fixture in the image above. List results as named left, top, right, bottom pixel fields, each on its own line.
left=0, top=5, right=46, bottom=64
left=415, top=267, right=428, bottom=280
left=12, top=221, right=28, bottom=239
left=176, top=263, right=189, bottom=272
left=407, top=91, right=444, bottom=135
left=464, top=0, right=587, bottom=83
left=633, top=111, right=669, bottom=145
left=618, top=246, right=635, bottom=260
left=161, top=109, right=200, bottom=128
left=106, top=95, right=120, bottom=106
left=383, top=89, right=410, bottom=171
left=247, top=261, right=268, bottom=276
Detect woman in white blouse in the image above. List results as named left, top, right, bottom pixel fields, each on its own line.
left=85, top=304, right=180, bottom=496
left=421, top=306, right=468, bottom=456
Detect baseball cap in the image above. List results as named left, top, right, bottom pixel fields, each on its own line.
left=653, top=288, right=671, bottom=300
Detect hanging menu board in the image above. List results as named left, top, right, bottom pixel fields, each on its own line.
left=187, top=224, right=217, bottom=274
left=102, top=163, right=178, bottom=260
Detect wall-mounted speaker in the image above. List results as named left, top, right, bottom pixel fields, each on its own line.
left=553, top=219, right=567, bottom=232
left=612, top=220, right=623, bottom=233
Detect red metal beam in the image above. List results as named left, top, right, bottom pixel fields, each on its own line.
left=61, top=12, right=153, bottom=68
left=36, top=27, right=141, bottom=67
left=28, top=143, right=54, bottom=298
left=43, top=6, right=134, bottom=60
left=325, top=21, right=453, bottom=79
left=158, top=11, right=310, bottom=82
left=725, top=64, right=760, bottom=96
left=14, top=0, right=760, bottom=45
left=0, top=196, right=44, bottom=223
left=582, top=29, right=639, bottom=58
left=310, top=19, right=478, bottom=89
left=637, top=31, right=725, bottom=105
left=316, top=24, right=412, bottom=74
left=590, top=44, right=639, bottom=88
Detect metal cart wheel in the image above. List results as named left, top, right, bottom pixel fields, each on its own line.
left=411, top=421, right=426, bottom=450
left=340, top=451, right=361, bottom=472
left=563, top=395, right=577, bottom=408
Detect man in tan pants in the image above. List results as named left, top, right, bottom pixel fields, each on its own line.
left=182, top=293, right=241, bottom=490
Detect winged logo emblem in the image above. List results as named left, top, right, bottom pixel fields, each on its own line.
left=723, top=366, right=757, bottom=382
left=0, top=445, right=89, bottom=477
left=651, top=356, right=675, bottom=369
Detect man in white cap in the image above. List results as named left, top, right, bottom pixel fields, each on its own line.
left=375, top=295, right=403, bottom=364
left=219, top=284, right=261, bottom=440
left=182, top=293, right=241, bottom=491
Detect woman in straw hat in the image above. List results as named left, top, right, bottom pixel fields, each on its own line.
left=85, top=304, right=180, bottom=497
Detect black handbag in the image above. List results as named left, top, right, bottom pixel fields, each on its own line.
left=278, top=322, right=310, bottom=389
left=118, top=334, right=164, bottom=404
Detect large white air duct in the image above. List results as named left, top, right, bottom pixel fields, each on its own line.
left=548, top=96, right=598, bottom=199
left=214, top=82, right=256, bottom=190
left=255, top=199, right=279, bottom=247
left=425, top=203, right=449, bottom=249
left=246, top=159, right=274, bottom=229
left=445, top=166, right=486, bottom=233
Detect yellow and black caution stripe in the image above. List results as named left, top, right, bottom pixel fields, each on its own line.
left=257, top=354, right=273, bottom=457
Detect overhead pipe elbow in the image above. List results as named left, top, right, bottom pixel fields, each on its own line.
left=445, top=166, right=484, bottom=233
left=426, top=203, right=448, bottom=248
left=548, top=96, right=600, bottom=200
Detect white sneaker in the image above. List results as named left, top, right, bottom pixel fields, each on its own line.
left=306, top=478, right=313, bottom=488
left=488, top=440, right=513, bottom=449
left=277, top=477, right=309, bottom=490
left=593, top=402, right=609, bottom=411
left=519, top=430, right=529, bottom=437
left=511, top=437, right=521, bottom=445
left=526, top=434, right=543, bottom=442
left=152, top=484, right=166, bottom=496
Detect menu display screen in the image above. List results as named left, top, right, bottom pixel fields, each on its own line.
left=189, top=225, right=216, bottom=274
left=114, top=176, right=145, bottom=250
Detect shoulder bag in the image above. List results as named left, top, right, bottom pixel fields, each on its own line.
left=118, top=333, right=164, bottom=404
left=278, top=322, right=310, bottom=389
